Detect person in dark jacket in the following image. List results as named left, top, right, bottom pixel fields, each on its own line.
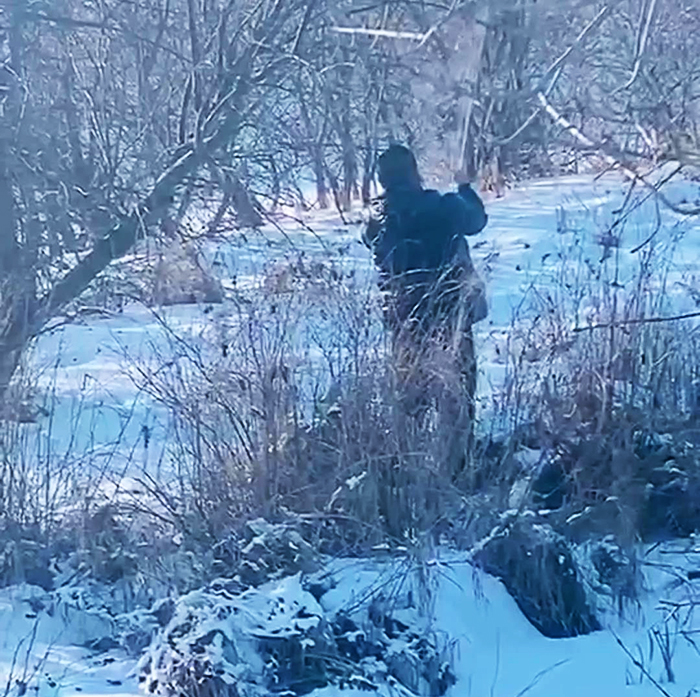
left=363, top=144, right=488, bottom=478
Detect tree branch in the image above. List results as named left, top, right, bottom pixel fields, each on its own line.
left=34, top=147, right=197, bottom=329
left=496, top=5, right=610, bottom=147
left=573, top=310, right=700, bottom=333
left=537, top=90, right=700, bottom=216
left=612, top=0, right=658, bottom=95
left=331, top=26, right=426, bottom=41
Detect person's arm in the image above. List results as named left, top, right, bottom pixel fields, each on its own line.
left=441, top=184, right=488, bottom=239
left=362, top=197, right=384, bottom=248
left=456, top=183, right=488, bottom=236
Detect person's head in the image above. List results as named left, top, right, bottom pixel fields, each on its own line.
left=377, top=144, right=421, bottom=192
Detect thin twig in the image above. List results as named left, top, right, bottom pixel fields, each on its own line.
left=572, top=310, right=700, bottom=333
left=612, top=631, right=674, bottom=697
left=540, top=5, right=611, bottom=88
left=513, top=659, right=570, bottom=697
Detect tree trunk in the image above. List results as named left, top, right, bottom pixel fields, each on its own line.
left=207, top=190, right=233, bottom=235
left=361, top=138, right=376, bottom=205
left=314, top=150, right=329, bottom=209
left=0, top=293, right=34, bottom=403
left=269, top=156, right=281, bottom=213
left=0, top=143, right=19, bottom=282
left=323, top=164, right=345, bottom=217
left=0, top=142, right=199, bottom=401
left=0, top=128, right=19, bottom=280
left=0, top=346, right=21, bottom=405
left=230, top=176, right=264, bottom=228
left=0, top=1, right=29, bottom=402
left=341, top=137, right=358, bottom=210
left=455, top=4, right=490, bottom=173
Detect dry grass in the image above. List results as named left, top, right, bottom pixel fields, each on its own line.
left=126, top=250, right=471, bottom=548
left=82, top=238, right=224, bottom=311
left=0, top=183, right=698, bottom=622
left=478, top=196, right=700, bottom=548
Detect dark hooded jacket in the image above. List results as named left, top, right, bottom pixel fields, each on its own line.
left=363, top=181, right=487, bottom=332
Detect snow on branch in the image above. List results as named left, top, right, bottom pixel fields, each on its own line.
left=537, top=90, right=700, bottom=217
left=331, top=26, right=426, bottom=41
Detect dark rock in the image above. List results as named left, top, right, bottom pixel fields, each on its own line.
left=476, top=518, right=600, bottom=638
left=23, top=564, right=55, bottom=592
left=150, top=597, right=175, bottom=627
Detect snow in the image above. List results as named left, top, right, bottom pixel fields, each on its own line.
left=0, top=584, right=140, bottom=697
left=5, top=543, right=699, bottom=697
left=303, top=546, right=700, bottom=696
left=3, top=172, right=700, bottom=696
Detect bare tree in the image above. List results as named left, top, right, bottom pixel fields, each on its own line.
left=0, top=0, right=318, bottom=399
left=521, top=0, right=700, bottom=211
left=3, top=0, right=697, bottom=400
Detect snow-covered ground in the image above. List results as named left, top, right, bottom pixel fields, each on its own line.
left=0, top=582, right=140, bottom=697
left=3, top=171, right=700, bottom=696
left=314, top=544, right=700, bottom=697
left=3, top=541, right=700, bottom=696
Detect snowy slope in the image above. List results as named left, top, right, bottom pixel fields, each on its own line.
left=315, top=544, right=700, bottom=697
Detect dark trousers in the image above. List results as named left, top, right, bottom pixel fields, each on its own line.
left=389, top=313, right=477, bottom=479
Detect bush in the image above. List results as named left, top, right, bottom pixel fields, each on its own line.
left=129, top=242, right=492, bottom=554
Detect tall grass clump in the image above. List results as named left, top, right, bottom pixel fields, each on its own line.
left=125, top=241, right=471, bottom=548
left=481, top=186, right=700, bottom=542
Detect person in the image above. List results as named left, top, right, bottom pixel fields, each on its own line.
left=362, top=144, right=488, bottom=478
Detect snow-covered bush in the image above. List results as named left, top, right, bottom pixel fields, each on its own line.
left=138, top=565, right=456, bottom=697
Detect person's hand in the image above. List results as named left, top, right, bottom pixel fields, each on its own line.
left=454, top=163, right=476, bottom=186
left=454, top=169, right=471, bottom=186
